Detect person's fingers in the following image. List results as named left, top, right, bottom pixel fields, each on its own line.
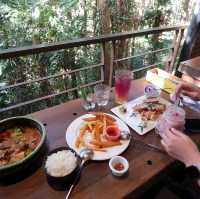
left=170, top=128, right=185, bottom=138
left=175, top=82, right=195, bottom=98
left=180, top=83, right=193, bottom=90
left=161, top=139, right=175, bottom=156
left=181, top=90, right=191, bottom=96
left=178, top=83, right=200, bottom=98
left=175, top=84, right=183, bottom=97
left=175, top=82, right=188, bottom=92
left=181, top=90, right=196, bottom=99
left=160, top=131, right=170, bottom=143
left=161, top=139, right=179, bottom=158
left=164, top=127, right=178, bottom=140
left=161, top=139, right=168, bottom=150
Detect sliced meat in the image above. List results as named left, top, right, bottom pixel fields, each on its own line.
left=0, top=150, right=6, bottom=159
left=28, top=138, right=38, bottom=150
left=143, top=98, right=159, bottom=103
left=10, top=151, right=25, bottom=163
left=0, top=159, right=9, bottom=166
left=0, top=139, right=14, bottom=150
left=0, top=149, right=11, bottom=165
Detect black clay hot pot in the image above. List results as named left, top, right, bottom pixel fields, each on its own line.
left=0, top=116, right=47, bottom=182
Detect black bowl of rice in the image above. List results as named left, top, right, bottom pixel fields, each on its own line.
left=45, top=147, right=80, bottom=190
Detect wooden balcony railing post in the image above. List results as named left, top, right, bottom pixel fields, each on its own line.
left=101, top=41, right=114, bottom=86
left=169, top=28, right=185, bottom=72
left=166, top=30, right=178, bottom=71
left=109, top=40, right=116, bottom=86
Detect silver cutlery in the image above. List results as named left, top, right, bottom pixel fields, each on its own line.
left=65, top=148, right=94, bottom=199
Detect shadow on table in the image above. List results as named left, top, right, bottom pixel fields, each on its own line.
left=130, top=163, right=200, bottom=199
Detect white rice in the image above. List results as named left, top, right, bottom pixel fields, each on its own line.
left=45, top=150, right=77, bottom=177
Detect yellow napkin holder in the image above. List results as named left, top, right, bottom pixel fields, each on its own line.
left=146, top=68, right=181, bottom=93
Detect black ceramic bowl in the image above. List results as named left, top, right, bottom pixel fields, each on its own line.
left=45, top=147, right=80, bottom=190
left=0, top=116, right=47, bottom=182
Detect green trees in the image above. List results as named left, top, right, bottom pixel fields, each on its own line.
left=0, top=0, right=196, bottom=119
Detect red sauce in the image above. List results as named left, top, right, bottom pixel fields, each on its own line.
left=107, top=128, right=117, bottom=136
left=114, top=162, right=124, bottom=171
left=105, top=126, right=120, bottom=141
left=0, top=131, right=11, bottom=139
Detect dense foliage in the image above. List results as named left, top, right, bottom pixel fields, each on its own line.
left=0, top=0, right=196, bottom=119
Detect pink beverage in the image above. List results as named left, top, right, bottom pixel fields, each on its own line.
left=155, top=105, right=185, bottom=134
left=115, top=70, right=132, bottom=104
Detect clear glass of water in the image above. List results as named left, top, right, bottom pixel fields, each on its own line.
left=81, top=93, right=96, bottom=111
left=94, top=84, right=110, bottom=108
left=79, top=87, right=95, bottom=111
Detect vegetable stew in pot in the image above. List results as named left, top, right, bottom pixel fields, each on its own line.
left=0, top=127, right=41, bottom=167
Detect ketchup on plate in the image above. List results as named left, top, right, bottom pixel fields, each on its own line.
left=105, top=126, right=121, bottom=141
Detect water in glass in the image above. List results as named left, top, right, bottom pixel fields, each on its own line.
left=94, top=84, right=110, bottom=107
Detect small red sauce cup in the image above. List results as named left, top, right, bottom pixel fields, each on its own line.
left=109, top=156, right=129, bottom=176
left=105, top=126, right=121, bottom=141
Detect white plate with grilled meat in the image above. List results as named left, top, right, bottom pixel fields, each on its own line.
left=111, top=95, right=171, bottom=135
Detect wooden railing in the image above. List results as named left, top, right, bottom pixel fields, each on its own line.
left=0, top=25, right=186, bottom=114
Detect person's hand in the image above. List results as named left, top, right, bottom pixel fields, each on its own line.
left=160, top=128, right=200, bottom=167
left=175, top=82, right=200, bottom=101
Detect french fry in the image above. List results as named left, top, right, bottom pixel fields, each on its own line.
left=75, top=138, right=80, bottom=148
left=80, top=124, right=88, bottom=135
left=91, top=127, right=96, bottom=140
left=85, top=143, right=107, bottom=152
left=98, top=125, right=103, bottom=135
left=87, top=122, right=94, bottom=131
left=105, top=115, right=116, bottom=123
left=75, top=124, right=88, bottom=148
left=102, top=140, right=121, bottom=148
left=102, top=116, right=107, bottom=136
left=95, top=123, right=102, bottom=142
left=106, top=118, right=116, bottom=126
left=83, top=117, right=97, bottom=122
left=95, top=112, right=104, bottom=121
left=90, top=139, right=121, bottom=148
left=88, top=112, right=104, bottom=116
left=88, top=112, right=116, bottom=122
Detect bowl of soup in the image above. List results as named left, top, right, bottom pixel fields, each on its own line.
left=0, top=116, right=46, bottom=180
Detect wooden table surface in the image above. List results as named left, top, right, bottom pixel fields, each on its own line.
left=1, top=79, right=200, bottom=199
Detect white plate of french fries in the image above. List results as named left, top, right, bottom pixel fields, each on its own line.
left=66, top=112, right=130, bottom=160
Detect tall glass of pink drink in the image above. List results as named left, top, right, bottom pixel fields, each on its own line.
left=115, top=70, right=133, bottom=104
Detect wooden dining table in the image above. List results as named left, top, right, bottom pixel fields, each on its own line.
left=1, top=78, right=200, bottom=199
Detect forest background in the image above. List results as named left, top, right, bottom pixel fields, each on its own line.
left=0, top=0, right=196, bottom=119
